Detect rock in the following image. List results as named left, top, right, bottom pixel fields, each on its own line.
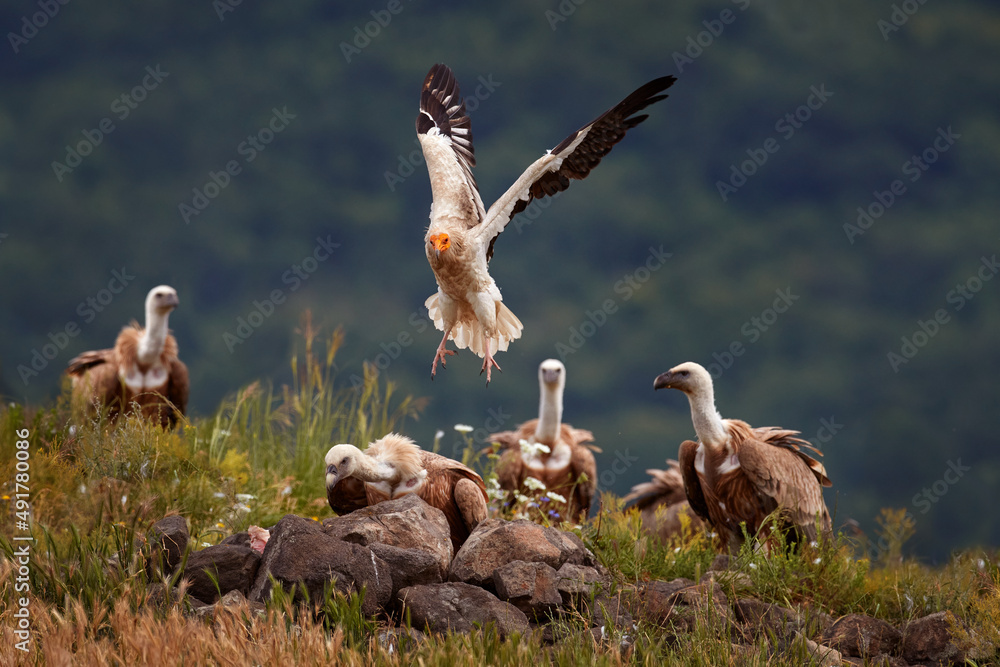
left=398, top=582, right=529, bottom=637
left=369, top=543, right=444, bottom=598
left=699, top=568, right=754, bottom=591
left=218, top=589, right=265, bottom=614
left=146, top=515, right=189, bottom=577
left=377, top=627, right=426, bottom=652
left=218, top=531, right=251, bottom=549
left=586, top=593, right=634, bottom=633
left=902, top=611, right=967, bottom=665
left=148, top=582, right=209, bottom=613
left=708, top=553, right=733, bottom=571
left=323, top=494, right=453, bottom=571
left=493, top=561, right=562, bottom=618
left=734, top=597, right=803, bottom=640
left=797, top=634, right=843, bottom=667
left=823, top=613, right=901, bottom=658
left=637, top=579, right=732, bottom=635
left=249, top=514, right=391, bottom=615
left=553, top=562, right=610, bottom=607
left=449, top=519, right=599, bottom=590
left=177, top=543, right=260, bottom=603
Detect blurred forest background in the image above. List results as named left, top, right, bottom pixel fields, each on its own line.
left=1, top=0, right=997, bottom=561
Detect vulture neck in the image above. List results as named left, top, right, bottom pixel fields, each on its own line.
left=352, top=454, right=401, bottom=485
left=534, top=382, right=563, bottom=445
left=686, top=389, right=730, bottom=452
left=137, top=308, right=170, bottom=366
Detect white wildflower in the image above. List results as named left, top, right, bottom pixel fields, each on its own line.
left=435, top=430, right=445, bottom=441
left=201, top=542, right=212, bottom=547
left=213, top=492, right=226, bottom=499
left=281, top=485, right=292, bottom=496
left=79, top=484, right=87, bottom=494
left=232, top=502, right=251, bottom=514
left=518, top=439, right=550, bottom=458
left=523, top=476, right=547, bottom=491
left=453, top=424, right=473, bottom=433
left=810, top=540, right=819, bottom=548
left=812, top=557, right=822, bottom=565
left=121, top=495, right=127, bottom=507
left=545, top=491, right=567, bottom=504
left=235, top=493, right=256, bottom=502
left=748, top=562, right=757, bottom=570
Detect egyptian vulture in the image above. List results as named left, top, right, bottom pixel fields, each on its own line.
left=623, top=459, right=705, bottom=541
left=66, top=285, right=188, bottom=428
left=417, top=64, right=676, bottom=383
left=324, top=432, right=489, bottom=551
left=489, top=359, right=597, bottom=523
left=653, top=362, right=832, bottom=552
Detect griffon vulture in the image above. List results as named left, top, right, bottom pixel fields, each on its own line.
left=489, top=359, right=597, bottom=523
left=653, top=362, right=832, bottom=551
left=623, top=459, right=705, bottom=541
left=66, top=285, right=188, bottom=428
left=324, top=432, right=489, bottom=551
left=417, top=64, right=676, bottom=382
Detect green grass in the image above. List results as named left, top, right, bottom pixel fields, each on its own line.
left=1, top=324, right=999, bottom=665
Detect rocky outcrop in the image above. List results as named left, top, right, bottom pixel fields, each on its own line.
left=398, top=582, right=530, bottom=637
left=248, top=514, right=392, bottom=615
left=449, top=519, right=600, bottom=590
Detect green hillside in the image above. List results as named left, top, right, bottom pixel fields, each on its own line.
left=2, top=0, right=999, bottom=560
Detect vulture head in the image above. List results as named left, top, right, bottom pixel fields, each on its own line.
left=653, top=361, right=714, bottom=399
left=427, top=233, right=452, bottom=258
left=146, top=285, right=180, bottom=316
left=539, top=358, right=565, bottom=391
left=324, top=443, right=364, bottom=489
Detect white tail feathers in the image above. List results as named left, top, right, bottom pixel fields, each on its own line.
left=426, top=293, right=523, bottom=359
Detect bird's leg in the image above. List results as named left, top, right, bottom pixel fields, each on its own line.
left=430, top=329, right=456, bottom=379
left=479, top=333, right=501, bottom=384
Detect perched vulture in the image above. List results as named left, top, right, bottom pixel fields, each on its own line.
left=623, top=459, right=705, bottom=541
left=66, top=285, right=188, bottom=428
left=489, top=359, right=597, bottom=523
left=324, top=432, right=489, bottom=551
left=653, top=362, right=832, bottom=552
left=417, top=64, right=676, bottom=383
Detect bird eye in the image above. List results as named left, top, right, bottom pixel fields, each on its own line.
left=679, top=371, right=689, bottom=377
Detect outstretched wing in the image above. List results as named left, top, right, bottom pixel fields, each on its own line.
left=476, top=75, right=676, bottom=260
left=416, top=64, right=486, bottom=227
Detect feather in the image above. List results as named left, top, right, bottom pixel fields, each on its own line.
left=66, top=286, right=187, bottom=428
left=418, top=64, right=674, bottom=382
left=490, top=360, right=597, bottom=522
left=324, top=433, right=489, bottom=551
left=657, top=362, right=832, bottom=552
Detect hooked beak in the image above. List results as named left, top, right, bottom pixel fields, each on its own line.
left=653, top=371, right=673, bottom=391
left=325, top=463, right=341, bottom=488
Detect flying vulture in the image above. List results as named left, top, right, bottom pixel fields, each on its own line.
left=623, top=459, right=705, bottom=541
left=489, top=359, right=597, bottom=523
left=66, top=285, right=188, bottom=428
left=417, top=64, right=676, bottom=383
left=324, top=432, right=489, bottom=551
left=653, top=362, right=832, bottom=552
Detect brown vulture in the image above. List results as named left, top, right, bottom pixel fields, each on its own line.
left=654, top=362, right=832, bottom=552
left=66, top=285, right=188, bottom=428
